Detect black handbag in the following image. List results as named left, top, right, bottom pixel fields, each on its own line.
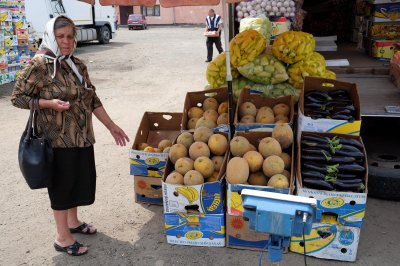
left=18, top=98, right=54, bottom=189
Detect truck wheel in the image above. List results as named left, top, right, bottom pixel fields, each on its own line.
left=367, top=151, right=400, bottom=201
left=99, top=25, right=110, bottom=44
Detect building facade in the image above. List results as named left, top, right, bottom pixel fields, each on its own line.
left=117, top=1, right=223, bottom=26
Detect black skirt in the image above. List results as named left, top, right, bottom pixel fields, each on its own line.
left=48, top=146, right=97, bottom=210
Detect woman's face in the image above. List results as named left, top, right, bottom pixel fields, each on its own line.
left=55, top=26, right=74, bottom=56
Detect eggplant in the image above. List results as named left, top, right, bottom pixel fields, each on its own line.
left=336, top=179, right=363, bottom=184
left=336, top=137, right=363, bottom=149
left=301, top=170, right=326, bottom=179
left=329, top=90, right=349, bottom=98
left=302, top=154, right=356, bottom=164
left=305, top=102, right=323, bottom=109
left=331, top=114, right=355, bottom=122
left=304, top=109, right=330, bottom=116
left=336, top=173, right=358, bottom=180
left=334, top=181, right=365, bottom=192
left=338, top=163, right=365, bottom=173
left=303, top=147, right=364, bottom=159
left=303, top=179, right=334, bottom=190
left=303, top=162, right=332, bottom=173
left=332, top=109, right=352, bottom=116
left=305, top=91, right=332, bottom=101
left=303, top=135, right=329, bottom=144
left=305, top=95, right=325, bottom=104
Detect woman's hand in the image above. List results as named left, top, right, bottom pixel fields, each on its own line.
left=108, top=122, right=130, bottom=146
left=40, top=99, right=70, bottom=112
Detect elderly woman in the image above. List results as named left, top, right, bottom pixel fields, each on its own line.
left=11, top=16, right=129, bottom=256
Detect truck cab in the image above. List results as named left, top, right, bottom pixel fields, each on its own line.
left=25, top=0, right=116, bottom=44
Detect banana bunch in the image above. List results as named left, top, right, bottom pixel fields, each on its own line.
left=230, top=30, right=266, bottom=67
left=321, top=70, right=337, bottom=80
left=175, top=187, right=199, bottom=204
left=288, top=52, right=333, bottom=90
left=272, top=31, right=316, bottom=64
left=206, top=52, right=239, bottom=89
left=238, top=54, right=289, bottom=85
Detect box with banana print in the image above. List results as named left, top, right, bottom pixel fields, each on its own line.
left=164, top=213, right=225, bottom=247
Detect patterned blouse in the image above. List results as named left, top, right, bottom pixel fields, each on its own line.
left=11, top=55, right=103, bottom=148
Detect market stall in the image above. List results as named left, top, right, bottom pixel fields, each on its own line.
left=102, top=0, right=374, bottom=264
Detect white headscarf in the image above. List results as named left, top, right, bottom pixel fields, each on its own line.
left=37, top=15, right=90, bottom=90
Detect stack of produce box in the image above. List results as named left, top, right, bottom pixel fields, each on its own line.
left=225, top=88, right=295, bottom=250
left=367, top=0, right=400, bottom=60
left=162, top=89, right=229, bottom=247
left=0, top=0, right=38, bottom=85
left=130, top=112, right=182, bottom=205
left=292, top=76, right=367, bottom=262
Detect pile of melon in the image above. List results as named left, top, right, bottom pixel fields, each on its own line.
left=136, top=139, right=173, bottom=153
left=187, top=97, right=229, bottom=129
left=165, top=127, right=228, bottom=185
left=226, top=123, right=294, bottom=189
left=238, top=102, right=291, bottom=124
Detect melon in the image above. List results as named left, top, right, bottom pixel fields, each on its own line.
left=193, top=126, right=213, bottom=143
left=169, top=144, right=188, bottom=164
left=163, top=147, right=171, bottom=153
left=165, top=172, right=184, bottom=185
left=243, top=151, right=264, bottom=173
left=175, top=157, right=194, bottom=175
left=137, top=142, right=150, bottom=150
left=218, top=101, right=228, bottom=114
left=203, top=109, right=219, bottom=123
left=188, top=107, right=204, bottom=119
left=273, top=103, right=290, bottom=116
left=211, top=156, right=224, bottom=172
left=187, top=118, right=199, bottom=129
left=239, top=102, right=257, bottom=117
left=258, top=137, right=282, bottom=158
left=263, top=155, right=285, bottom=177
left=189, top=141, right=211, bottom=160
left=230, top=136, right=251, bottom=157
left=257, top=106, right=274, bottom=116
left=279, top=152, right=291, bottom=170
left=274, top=114, right=289, bottom=123
left=208, top=134, right=228, bottom=156
left=184, top=170, right=204, bottom=185
left=248, top=172, right=269, bottom=186
left=176, top=132, right=194, bottom=149
left=196, top=117, right=217, bottom=129
left=241, top=115, right=256, bottom=124
left=194, top=156, right=214, bottom=178
left=268, top=174, right=289, bottom=189
left=272, top=123, right=294, bottom=149
left=203, top=98, right=219, bottom=111
left=226, top=157, right=249, bottom=184
left=256, top=112, right=275, bottom=124
left=282, top=169, right=290, bottom=179
left=206, top=171, right=220, bottom=183
left=217, top=113, right=228, bottom=125
left=158, top=139, right=172, bottom=152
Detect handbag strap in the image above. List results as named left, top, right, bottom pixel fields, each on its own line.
left=23, top=99, right=35, bottom=142
left=32, top=98, right=50, bottom=140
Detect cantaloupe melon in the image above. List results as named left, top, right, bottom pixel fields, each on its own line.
left=263, top=155, right=285, bottom=177
left=248, top=172, right=269, bottom=186
left=188, top=107, right=204, bottom=119
left=230, top=136, right=251, bottom=157
left=226, top=157, right=249, bottom=184
left=165, top=172, right=184, bottom=185
left=193, top=126, right=213, bottom=143
left=177, top=132, right=194, bottom=149
left=189, top=141, right=211, bottom=160
left=203, top=98, right=219, bottom=111
left=243, top=151, right=264, bottom=173
left=175, top=157, right=194, bottom=175
left=169, top=144, right=188, bottom=164
left=208, top=134, right=228, bottom=156
left=272, top=123, right=293, bottom=149
left=194, top=156, right=214, bottom=178
left=268, top=174, right=289, bottom=188
left=239, top=102, right=257, bottom=117
left=258, top=137, right=282, bottom=158
left=184, top=170, right=204, bottom=185
left=158, top=139, right=172, bottom=152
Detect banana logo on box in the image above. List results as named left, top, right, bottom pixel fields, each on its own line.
left=185, top=231, right=203, bottom=240
left=321, top=197, right=345, bottom=209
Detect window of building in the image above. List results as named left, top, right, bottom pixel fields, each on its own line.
left=141, top=5, right=161, bottom=17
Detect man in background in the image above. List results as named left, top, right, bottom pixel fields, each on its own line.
left=205, top=9, right=223, bottom=63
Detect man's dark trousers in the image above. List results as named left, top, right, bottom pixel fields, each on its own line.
left=207, top=36, right=223, bottom=61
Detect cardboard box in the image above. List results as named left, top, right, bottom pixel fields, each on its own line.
left=235, top=88, right=294, bottom=132
left=372, top=40, right=400, bottom=60
left=371, top=3, right=400, bottom=22
left=369, top=22, right=400, bottom=39
left=130, top=112, right=182, bottom=178
left=162, top=131, right=228, bottom=214
left=298, top=77, right=362, bottom=136
left=181, top=87, right=230, bottom=132
left=4, top=34, right=17, bottom=47
left=164, top=212, right=225, bottom=247
left=290, top=223, right=361, bottom=262
left=226, top=131, right=294, bottom=216
left=134, top=175, right=163, bottom=205
left=226, top=213, right=269, bottom=250
left=270, top=21, right=290, bottom=41
left=297, top=132, right=368, bottom=228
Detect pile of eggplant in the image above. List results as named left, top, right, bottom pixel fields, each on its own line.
left=301, top=134, right=366, bottom=192
left=304, top=90, right=356, bottom=122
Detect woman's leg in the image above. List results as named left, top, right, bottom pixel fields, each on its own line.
left=54, top=210, right=87, bottom=253
left=67, top=207, right=97, bottom=233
